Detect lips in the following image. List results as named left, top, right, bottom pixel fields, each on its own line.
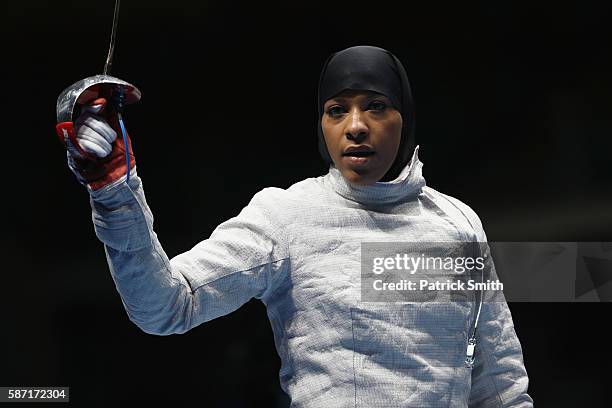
left=342, top=145, right=376, bottom=167
left=342, top=145, right=376, bottom=157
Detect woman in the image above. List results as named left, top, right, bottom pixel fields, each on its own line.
left=64, top=46, right=533, bottom=407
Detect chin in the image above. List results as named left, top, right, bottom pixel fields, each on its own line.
left=342, top=169, right=379, bottom=186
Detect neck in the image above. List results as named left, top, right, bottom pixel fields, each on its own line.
left=379, top=156, right=408, bottom=182
left=324, top=145, right=425, bottom=207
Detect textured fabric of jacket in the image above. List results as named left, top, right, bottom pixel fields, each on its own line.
left=86, top=147, right=533, bottom=407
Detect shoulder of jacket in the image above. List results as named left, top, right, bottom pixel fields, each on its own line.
left=422, top=186, right=485, bottom=236
left=249, top=181, right=311, bottom=210
left=249, top=186, right=288, bottom=206
left=249, top=174, right=334, bottom=217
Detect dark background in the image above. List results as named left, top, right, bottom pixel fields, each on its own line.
left=2, top=0, right=611, bottom=406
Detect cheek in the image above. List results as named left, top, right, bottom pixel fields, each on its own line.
left=321, top=121, right=341, bottom=154
left=378, top=119, right=402, bottom=155
left=390, top=117, right=403, bottom=152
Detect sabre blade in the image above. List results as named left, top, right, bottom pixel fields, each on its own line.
left=103, top=0, right=121, bottom=75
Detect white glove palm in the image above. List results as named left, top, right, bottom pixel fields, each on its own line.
left=74, top=104, right=117, bottom=158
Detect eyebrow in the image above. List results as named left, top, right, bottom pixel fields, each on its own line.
left=326, top=92, right=387, bottom=103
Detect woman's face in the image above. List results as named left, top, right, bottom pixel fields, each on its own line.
left=321, top=89, right=403, bottom=186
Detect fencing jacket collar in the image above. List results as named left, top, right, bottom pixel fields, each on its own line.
left=325, top=145, right=425, bottom=206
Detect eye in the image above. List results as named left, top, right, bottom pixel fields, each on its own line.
left=368, top=100, right=387, bottom=112
left=326, top=105, right=346, bottom=118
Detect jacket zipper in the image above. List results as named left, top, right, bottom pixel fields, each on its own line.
left=465, top=245, right=485, bottom=369
left=430, top=190, right=486, bottom=370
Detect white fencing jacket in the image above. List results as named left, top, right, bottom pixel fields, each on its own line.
left=87, top=147, right=533, bottom=407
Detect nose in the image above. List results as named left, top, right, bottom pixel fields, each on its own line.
left=345, top=108, right=368, bottom=143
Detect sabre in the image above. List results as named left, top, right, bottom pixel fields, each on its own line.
left=104, top=0, right=121, bottom=75
left=55, top=0, right=141, bottom=185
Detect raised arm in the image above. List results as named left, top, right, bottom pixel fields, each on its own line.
left=60, top=98, right=289, bottom=336
left=89, top=174, right=289, bottom=335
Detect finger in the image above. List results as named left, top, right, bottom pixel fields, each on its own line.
left=82, top=97, right=107, bottom=115
left=83, top=104, right=105, bottom=115
left=78, top=138, right=110, bottom=158
left=77, top=128, right=113, bottom=155
left=77, top=126, right=113, bottom=155
left=78, top=133, right=112, bottom=157
left=80, top=115, right=117, bottom=144
left=74, top=110, right=103, bottom=128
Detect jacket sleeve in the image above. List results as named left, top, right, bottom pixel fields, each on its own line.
left=468, top=241, right=534, bottom=407
left=87, top=171, right=289, bottom=335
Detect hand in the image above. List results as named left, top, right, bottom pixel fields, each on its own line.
left=74, top=98, right=117, bottom=158
left=63, top=97, right=136, bottom=190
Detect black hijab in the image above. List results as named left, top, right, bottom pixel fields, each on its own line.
left=317, top=45, right=416, bottom=181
